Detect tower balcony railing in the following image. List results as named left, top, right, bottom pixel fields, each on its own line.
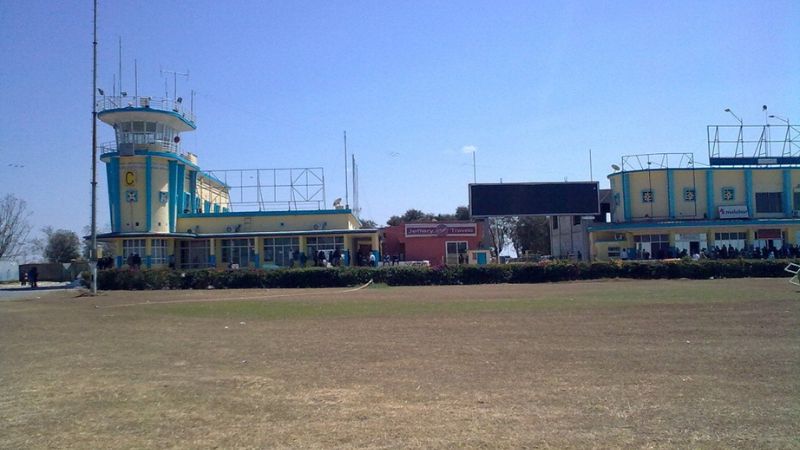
left=98, top=139, right=181, bottom=155
left=96, top=95, right=195, bottom=124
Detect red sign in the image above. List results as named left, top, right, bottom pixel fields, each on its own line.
left=756, top=229, right=781, bottom=239
left=405, top=223, right=477, bottom=237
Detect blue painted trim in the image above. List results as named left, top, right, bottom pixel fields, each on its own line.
left=168, top=160, right=177, bottom=233
left=176, top=164, right=186, bottom=217
left=115, top=256, right=123, bottom=268
left=97, top=107, right=196, bottom=130
left=111, top=158, right=122, bottom=232
left=179, top=208, right=354, bottom=218
left=622, top=173, right=631, bottom=221
left=105, top=159, right=119, bottom=232
left=222, top=207, right=228, bottom=213
left=667, top=170, right=675, bottom=219
left=189, top=171, right=198, bottom=213
left=783, top=169, right=792, bottom=216
left=213, top=204, right=220, bottom=213
left=588, top=218, right=800, bottom=232
left=100, top=150, right=228, bottom=188
left=145, top=156, right=152, bottom=231
left=203, top=200, right=211, bottom=214
left=706, top=170, right=715, bottom=219
left=744, top=169, right=753, bottom=216
left=145, top=255, right=152, bottom=269
left=209, top=255, right=217, bottom=267
left=610, top=166, right=800, bottom=177
left=710, top=156, right=800, bottom=166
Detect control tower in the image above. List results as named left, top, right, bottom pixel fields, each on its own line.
left=98, top=95, right=229, bottom=234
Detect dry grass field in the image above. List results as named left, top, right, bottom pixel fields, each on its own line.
left=1, top=278, right=798, bottom=448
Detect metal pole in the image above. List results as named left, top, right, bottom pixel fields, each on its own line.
left=472, top=151, right=476, bottom=183
left=344, top=131, right=349, bottom=208
left=91, top=0, right=98, bottom=294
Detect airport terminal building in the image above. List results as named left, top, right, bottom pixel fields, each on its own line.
left=96, top=95, right=379, bottom=269
left=585, top=125, right=800, bottom=260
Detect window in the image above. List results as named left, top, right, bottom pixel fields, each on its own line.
left=264, top=237, right=300, bottom=267
left=714, top=232, right=747, bottom=251
left=683, top=188, right=696, bottom=202
left=721, top=187, right=735, bottom=202
left=221, top=239, right=255, bottom=267
left=552, top=217, right=559, bottom=229
left=179, top=240, right=210, bottom=269
left=151, top=239, right=168, bottom=265
left=122, top=239, right=146, bottom=260
left=445, top=241, right=468, bottom=265
left=633, top=234, right=669, bottom=259
left=641, top=190, right=654, bottom=203
left=306, top=236, right=345, bottom=262
left=755, top=192, right=783, bottom=213
left=608, top=246, right=621, bottom=258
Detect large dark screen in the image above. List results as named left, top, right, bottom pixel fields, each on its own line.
left=470, top=182, right=599, bottom=217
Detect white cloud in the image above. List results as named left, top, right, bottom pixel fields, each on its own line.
left=461, top=145, right=477, bottom=154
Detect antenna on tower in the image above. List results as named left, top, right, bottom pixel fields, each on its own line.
left=343, top=131, right=349, bottom=209
left=134, top=59, right=138, bottom=99
left=118, top=36, right=123, bottom=97
left=160, top=68, right=189, bottom=100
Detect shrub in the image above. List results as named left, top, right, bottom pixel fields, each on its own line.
left=88, top=259, right=798, bottom=290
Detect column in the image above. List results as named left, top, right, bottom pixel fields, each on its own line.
left=706, top=170, right=715, bottom=219
left=209, top=238, right=216, bottom=268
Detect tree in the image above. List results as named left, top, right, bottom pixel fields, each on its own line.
left=510, top=217, right=551, bottom=256
left=487, top=217, right=513, bottom=257
left=454, top=206, right=470, bottom=221
left=359, top=218, right=378, bottom=229
left=386, top=209, right=432, bottom=226
left=40, top=227, right=81, bottom=263
left=387, top=206, right=469, bottom=226
left=0, top=194, right=31, bottom=260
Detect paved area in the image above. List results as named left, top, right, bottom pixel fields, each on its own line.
left=0, top=281, right=80, bottom=301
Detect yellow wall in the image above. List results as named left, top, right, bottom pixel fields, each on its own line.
left=118, top=157, right=149, bottom=232
left=177, top=212, right=359, bottom=234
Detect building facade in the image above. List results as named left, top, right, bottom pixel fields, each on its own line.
left=381, top=222, right=487, bottom=266
left=96, top=95, right=379, bottom=269
left=588, top=152, right=800, bottom=260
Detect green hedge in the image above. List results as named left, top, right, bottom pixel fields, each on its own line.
left=83, top=259, right=795, bottom=290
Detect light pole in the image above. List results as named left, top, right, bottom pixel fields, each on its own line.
left=472, top=150, right=476, bottom=184
left=90, top=0, right=98, bottom=294
left=724, top=108, right=743, bottom=125
left=769, top=114, right=790, bottom=126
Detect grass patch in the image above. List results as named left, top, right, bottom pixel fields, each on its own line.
left=145, top=281, right=758, bottom=320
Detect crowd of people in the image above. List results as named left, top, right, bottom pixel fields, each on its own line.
left=629, top=244, right=800, bottom=261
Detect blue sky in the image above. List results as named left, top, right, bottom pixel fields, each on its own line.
left=1, top=0, right=798, bottom=240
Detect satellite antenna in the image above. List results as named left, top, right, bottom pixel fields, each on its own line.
left=611, top=164, right=621, bottom=171
left=333, top=197, right=342, bottom=208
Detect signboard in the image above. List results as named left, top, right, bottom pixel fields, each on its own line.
left=469, top=182, right=600, bottom=217
left=718, top=205, right=749, bottom=219
left=405, top=223, right=477, bottom=238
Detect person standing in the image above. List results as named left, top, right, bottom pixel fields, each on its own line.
left=28, top=266, right=38, bottom=289
left=369, top=252, right=377, bottom=267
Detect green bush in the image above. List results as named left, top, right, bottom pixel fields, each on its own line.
left=89, top=259, right=797, bottom=290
